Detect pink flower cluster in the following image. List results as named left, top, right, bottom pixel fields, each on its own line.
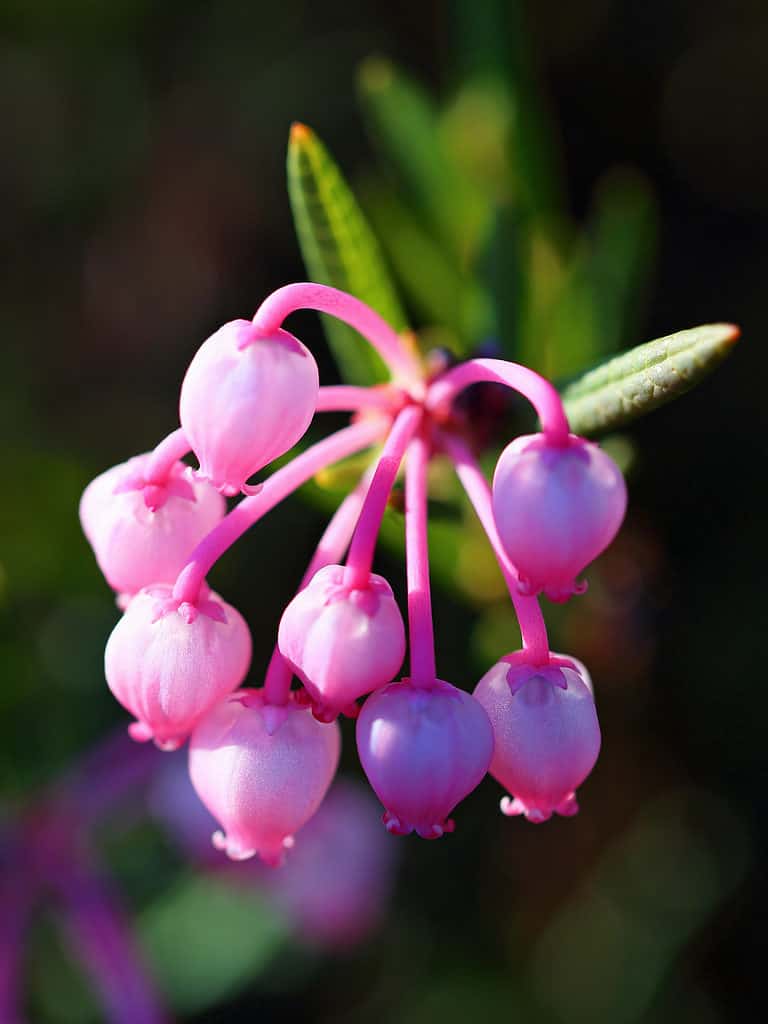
left=80, top=282, right=626, bottom=864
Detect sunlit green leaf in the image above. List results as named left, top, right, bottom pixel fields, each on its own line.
left=286, top=122, right=407, bottom=384
left=360, top=176, right=492, bottom=350
left=449, top=1, right=565, bottom=222
left=358, top=58, right=489, bottom=264
left=561, top=323, right=740, bottom=435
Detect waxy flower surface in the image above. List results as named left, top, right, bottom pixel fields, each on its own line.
left=82, top=278, right=627, bottom=864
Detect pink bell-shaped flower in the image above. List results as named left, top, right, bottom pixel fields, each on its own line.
left=492, top=433, right=627, bottom=601
left=356, top=679, right=494, bottom=838
left=104, top=585, right=251, bottom=750
left=179, top=319, right=319, bottom=496
left=188, top=689, right=341, bottom=865
left=267, top=780, right=398, bottom=948
left=277, top=565, right=406, bottom=717
left=79, top=455, right=225, bottom=596
left=473, top=657, right=601, bottom=822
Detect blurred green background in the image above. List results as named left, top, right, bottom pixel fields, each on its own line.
left=0, top=1, right=764, bottom=1021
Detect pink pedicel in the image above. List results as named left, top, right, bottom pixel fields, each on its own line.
left=104, top=585, right=252, bottom=750
left=277, top=564, right=406, bottom=715
left=77, top=279, right=640, bottom=868
left=79, top=455, right=225, bottom=596
left=188, top=689, right=341, bottom=865
left=179, top=319, right=319, bottom=496
left=356, top=679, right=494, bottom=838
left=473, top=657, right=601, bottom=822
left=491, top=433, right=627, bottom=601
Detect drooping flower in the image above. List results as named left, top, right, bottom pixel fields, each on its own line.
left=473, top=657, right=600, bottom=822
left=264, top=780, right=398, bottom=948
left=188, top=689, right=340, bottom=865
left=492, top=433, right=627, bottom=601
left=80, top=275, right=647, bottom=867
left=278, top=564, right=406, bottom=717
left=79, top=455, right=225, bottom=596
left=104, top=585, right=251, bottom=750
left=150, top=762, right=398, bottom=947
left=356, top=679, right=493, bottom=838
left=179, top=319, right=319, bottom=495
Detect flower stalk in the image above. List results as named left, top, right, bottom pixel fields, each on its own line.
left=81, top=276, right=628, bottom=859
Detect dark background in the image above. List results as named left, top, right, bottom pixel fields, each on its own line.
left=0, top=1, right=765, bottom=1021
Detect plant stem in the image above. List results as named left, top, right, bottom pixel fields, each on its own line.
left=56, top=730, right=160, bottom=826
left=426, top=357, right=570, bottom=445
left=252, top=283, right=423, bottom=388
left=316, top=385, right=405, bottom=413
left=172, top=418, right=386, bottom=605
left=144, top=428, right=190, bottom=483
left=441, top=432, right=550, bottom=665
left=263, top=470, right=374, bottom=706
left=343, top=404, right=422, bottom=590
left=405, top=430, right=437, bottom=686
left=0, top=866, right=34, bottom=1024
left=54, top=861, right=166, bottom=1024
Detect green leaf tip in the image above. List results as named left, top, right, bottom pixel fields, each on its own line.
left=357, top=57, right=489, bottom=262
left=286, top=121, right=407, bottom=384
left=561, top=322, right=740, bottom=436
left=289, top=121, right=312, bottom=143
left=358, top=55, right=396, bottom=92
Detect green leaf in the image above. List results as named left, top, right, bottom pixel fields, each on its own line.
left=523, top=169, right=657, bottom=380
left=358, top=58, right=489, bottom=264
left=448, top=0, right=565, bottom=222
left=139, top=874, right=289, bottom=1014
left=286, top=122, right=408, bottom=384
left=561, top=323, right=740, bottom=436
left=585, top=168, right=657, bottom=357
left=359, top=176, right=492, bottom=349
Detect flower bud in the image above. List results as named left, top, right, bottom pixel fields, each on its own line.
left=104, top=585, right=251, bottom=750
left=356, top=679, right=493, bottom=838
left=473, top=657, right=600, bottom=822
left=278, top=565, right=406, bottom=715
left=492, top=433, right=626, bottom=601
left=179, top=320, right=319, bottom=496
left=188, top=690, right=341, bottom=865
left=79, top=455, right=225, bottom=596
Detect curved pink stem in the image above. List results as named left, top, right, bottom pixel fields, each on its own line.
left=440, top=432, right=550, bottom=665
left=57, top=730, right=160, bottom=827
left=144, top=428, right=191, bottom=483
left=426, top=358, right=570, bottom=445
left=173, top=418, right=385, bottom=604
left=54, top=863, right=167, bottom=1024
left=0, top=869, right=34, bottom=1024
left=405, top=430, right=437, bottom=686
left=263, top=470, right=375, bottom=705
left=316, top=385, right=405, bottom=414
left=252, top=283, right=423, bottom=388
left=343, top=404, right=423, bottom=590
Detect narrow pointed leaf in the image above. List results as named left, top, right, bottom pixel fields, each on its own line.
left=358, top=57, right=489, bottom=263
left=561, top=324, right=739, bottom=435
left=449, top=0, right=565, bottom=222
left=360, top=176, right=492, bottom=348
left=526, top=169, right=657, bottom=380
left=585, top=168, right=657, bottom=357
left=287, top=122, right=408, bottom=384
